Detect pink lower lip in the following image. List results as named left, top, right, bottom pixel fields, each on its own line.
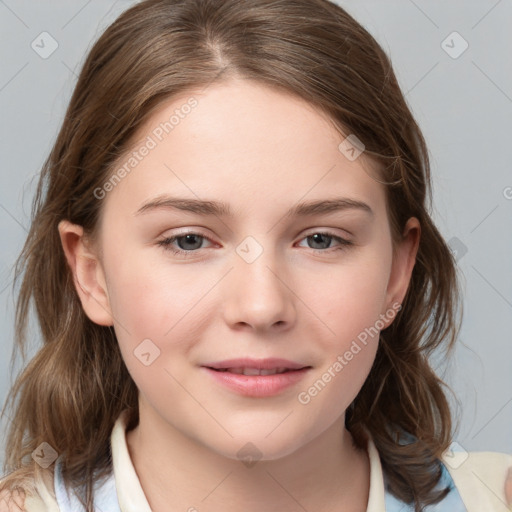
left=201, top=367, right=310, bottom=397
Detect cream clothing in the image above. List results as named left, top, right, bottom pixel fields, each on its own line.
left=6, top=409, right=510, bottom=511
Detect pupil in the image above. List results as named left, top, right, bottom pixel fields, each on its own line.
left=180, top=234, right=202, bottom=250
left=311, top=233, right=330, bottom=249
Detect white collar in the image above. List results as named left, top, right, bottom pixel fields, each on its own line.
left=110, top=409, right=386, bottom=512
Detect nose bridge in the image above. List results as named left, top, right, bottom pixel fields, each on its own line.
left=224, top=234, right=294, bottom=329
left=234, top=234, right=284, bottom=297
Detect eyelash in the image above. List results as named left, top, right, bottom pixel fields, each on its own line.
left=157, top=230, right=353, bottom=258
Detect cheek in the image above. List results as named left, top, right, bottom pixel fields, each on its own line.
left=105, top=246, right=205, bottom=334
left=308, top=250, right=392, bottom=412
left=298, top=341, right=377, bottom=433
left=106, top=263, right=200, bottom=401
left=107, top=271, right=172, bottom=338
left=311, top=253, right=391, bottom=345
left=296, top=264, right=387, bottom=420
left=103, top=250, right=220, bottom=379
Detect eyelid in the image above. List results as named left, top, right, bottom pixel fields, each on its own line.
left=159, top=227, right=353, bottom=245
left=301, top=226, right=353, bottom=239
left=161, top=229, right=216, bottom=246
left=157, top=227, right=354, bottom=258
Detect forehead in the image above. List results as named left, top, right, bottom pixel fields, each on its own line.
left=102, top=78, right=386, bottom=220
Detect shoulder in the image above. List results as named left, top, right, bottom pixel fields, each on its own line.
left=0, top=489, right=57, bottom=512
left=0, top=469, right=60, bottom=512
left=0, top=489, right=25, bottom=512
left=441, top=449, right=512, bottom=511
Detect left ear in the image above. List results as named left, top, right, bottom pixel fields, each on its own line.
left=383, top=217, right=421, bottom=322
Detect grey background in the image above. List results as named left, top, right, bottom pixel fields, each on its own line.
left=1, top=0, right=511, bottom=471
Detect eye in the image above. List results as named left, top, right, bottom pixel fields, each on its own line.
left=157, top=232, right=213, bottom=258
left=157, top=230, right=353, bottom=258
left=296, top=231, right=353, bottom=253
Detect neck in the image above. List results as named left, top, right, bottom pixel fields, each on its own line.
left=126, top=405, right=370, bottom=512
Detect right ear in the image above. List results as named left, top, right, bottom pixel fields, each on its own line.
left=58, top=220, right=113, bottom=326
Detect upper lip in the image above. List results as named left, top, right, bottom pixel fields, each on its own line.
left=203, top=358, right=309, bottom=370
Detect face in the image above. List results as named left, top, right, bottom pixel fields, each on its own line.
left=62, top=78, right=418, bottom=461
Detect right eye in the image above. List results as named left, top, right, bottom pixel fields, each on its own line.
left=157, top=232, right=214, bottom=257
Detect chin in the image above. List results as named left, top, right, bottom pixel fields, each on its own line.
left=203, top=426, right=316, bottom=464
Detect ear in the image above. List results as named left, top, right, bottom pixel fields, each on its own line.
left=382, top=217, right=421, bottom=326
left=58, top=220, right=113, bottom=326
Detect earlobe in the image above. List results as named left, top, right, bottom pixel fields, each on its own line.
left=58, top=220, right=113, bottom=326
left=383, top=217, right=421, bottom=326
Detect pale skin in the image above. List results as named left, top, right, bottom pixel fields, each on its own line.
left=57, top=77, right=428, bottom=512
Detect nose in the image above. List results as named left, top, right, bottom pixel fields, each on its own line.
left=222, top=242, right=296, bottom=334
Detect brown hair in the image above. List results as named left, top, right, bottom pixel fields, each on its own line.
left=0, top=1, right=462, bottom=511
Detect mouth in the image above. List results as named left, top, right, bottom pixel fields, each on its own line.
left=200, top=358, right=312, bottom=397
left=203, top=357, right=309, bottom=372
left=207, top=367, right=305, bottom=376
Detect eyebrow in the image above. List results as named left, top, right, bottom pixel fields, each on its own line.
left=135, top=195, right=374, bottom=218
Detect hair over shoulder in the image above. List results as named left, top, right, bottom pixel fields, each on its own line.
left=1, top=1, right=463, bottom=511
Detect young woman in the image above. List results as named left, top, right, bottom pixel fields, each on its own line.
left=1, top=1, right=511, bottom=511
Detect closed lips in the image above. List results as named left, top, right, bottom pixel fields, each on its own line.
left=211, top=367, right=296, bottom=375
left=202, top=358, right=311, bottom=376
left=202, top=360, right=312, bottom=396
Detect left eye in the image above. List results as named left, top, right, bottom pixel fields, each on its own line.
left=157, top=231, right=352, bottom=257
left=297, top=232, right=352, bottom=251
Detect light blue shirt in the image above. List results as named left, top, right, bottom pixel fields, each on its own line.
left=53, top=450, right=468, bottom=511
left=383, top=459, right=468, bottom=511
left=24, top=410, right=511, bottom=511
